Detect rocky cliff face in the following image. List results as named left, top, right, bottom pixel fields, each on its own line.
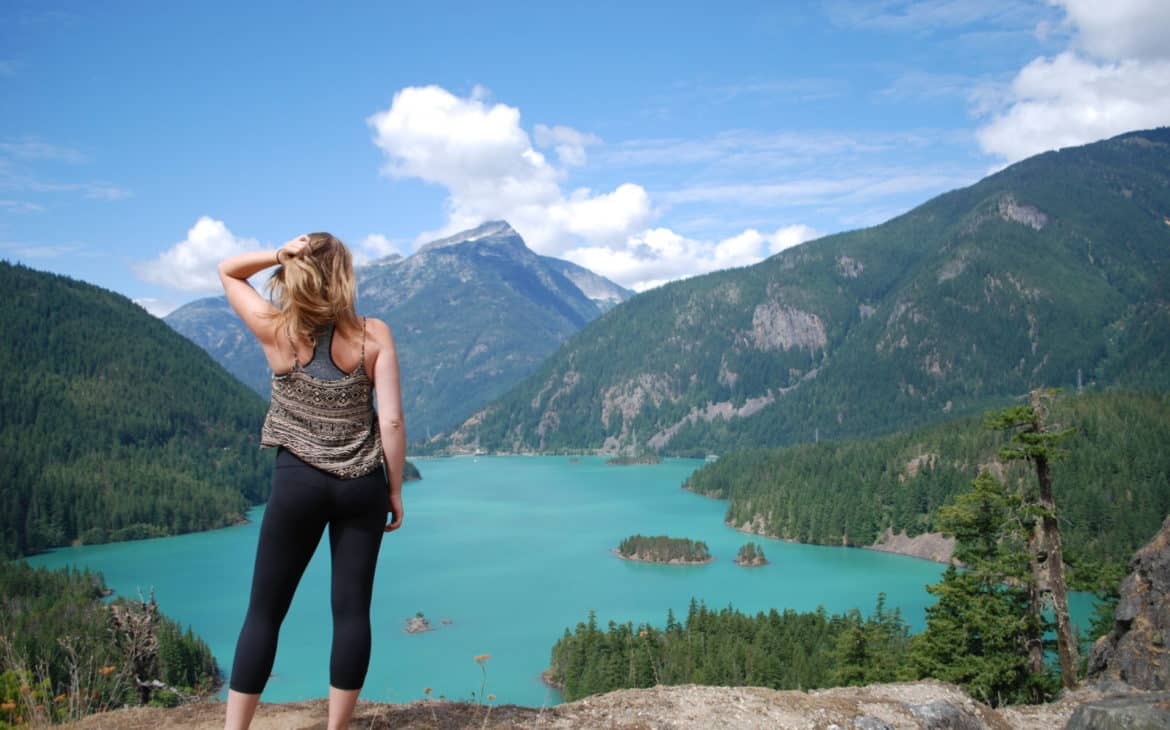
left=1087, top=514, right=1170, bottom=689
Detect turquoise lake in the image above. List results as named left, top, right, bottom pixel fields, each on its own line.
left=25, top=456, right=1097, bottom=707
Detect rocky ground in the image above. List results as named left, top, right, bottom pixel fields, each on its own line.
left=55, top=679, right=1164, bottom=730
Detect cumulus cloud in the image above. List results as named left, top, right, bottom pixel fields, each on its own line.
left=367, top=85, right=824, bottom=290
left=563, top=224, right=821, bottom=292
left=1058, top=0, right=1169, bottom=61
left=136, top=216, right=261, bottom=293
left=977, top=0, right=1170, bottom=162
left=366, top=85, right=651, bottom=254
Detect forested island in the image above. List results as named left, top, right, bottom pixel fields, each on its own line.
left=616, top=535, right=712, bottom=564
left=605, top=453, right=663, bottom=465
left=735, top=542, right=768, bottom=567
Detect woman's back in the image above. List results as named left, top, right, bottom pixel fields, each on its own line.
left=261, top=318, right=384, bottom=479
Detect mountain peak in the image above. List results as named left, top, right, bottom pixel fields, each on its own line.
left=417, top=220, right=521, bottom=254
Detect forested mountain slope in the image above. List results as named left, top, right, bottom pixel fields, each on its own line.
left=0, top=261, right=272, bottom=556
left=433, top=128, right=1170, bottom=454
left=684, top=390, right=1170, bottom=588
left=166, top=221, right=633, bottom=438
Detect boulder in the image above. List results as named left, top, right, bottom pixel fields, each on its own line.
left=906, top=699, right=987, bottom=730
left=1065, top=691, right=1170, bottom=730
left=1087, top=515, right=1170, bottom=689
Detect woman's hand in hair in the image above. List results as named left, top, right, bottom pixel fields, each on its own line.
left=279, top=234, right=312, bottom=262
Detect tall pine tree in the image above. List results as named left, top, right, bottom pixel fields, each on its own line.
left=911, top=470, right=1055, bottom=705
left=986, top=388, right=1079, bottom=688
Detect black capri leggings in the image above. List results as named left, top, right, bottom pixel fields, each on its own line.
left=229, top=447, right=389, bottom=694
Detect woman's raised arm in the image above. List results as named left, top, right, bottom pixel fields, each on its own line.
left=217, top=235, right=309, bottom=343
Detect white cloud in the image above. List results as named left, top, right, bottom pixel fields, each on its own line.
left=534, top=124, right=601, bottom=167
left=1057, top=0, right=1170, bottom=61
left=367, top=85, right=559, bottom=211
left=136, top=217, right=261, bottom=293
left=563, top=223, right=821, bottom=292
left=367, top=85, right=837, bottom=291
left=769, top=224, right=822, bottom=254
left=976, top=0, right=1170, bottom=162
left=366, top=85, right=651, bottom=255
left=547, top=183, right=652, bottom=246
left=352, top=233, right=404, bottom=266
left=978, top=52, right=1170, bottom=161
left=133, top=297, right=180, bottom=318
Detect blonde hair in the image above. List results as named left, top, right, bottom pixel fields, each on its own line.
left=264, top=232, right=362, bottom=346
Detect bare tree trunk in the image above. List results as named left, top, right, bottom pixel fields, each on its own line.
left=1030, top=390, right=1079, bottom=688
left=1025, top=498, right=1049, bottom=701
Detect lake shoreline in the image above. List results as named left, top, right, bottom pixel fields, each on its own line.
left=723, top=518, right=954, bottom=566
left=27, top=455, right=985, bottom=708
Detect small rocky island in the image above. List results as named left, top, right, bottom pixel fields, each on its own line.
left=735, top=541, right=768, bottom=567
left=404, top=611, right=433, bottom=633
left=616, top=534, right=713, bottom=565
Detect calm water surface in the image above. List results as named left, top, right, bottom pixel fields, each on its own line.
left=26, top=456, right=1097, bottom=706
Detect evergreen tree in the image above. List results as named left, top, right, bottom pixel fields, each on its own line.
left=986, top=389, right=1079, bottom=688
left=911, top=471, right=1054, bottom=705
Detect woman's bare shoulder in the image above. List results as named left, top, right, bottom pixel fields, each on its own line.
left=363, top=317, right=397, bottom=350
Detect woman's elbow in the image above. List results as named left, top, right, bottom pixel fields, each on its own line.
left=380, top=415, right=406, bottom=436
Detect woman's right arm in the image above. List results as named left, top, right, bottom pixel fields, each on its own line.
left=370, top=318, right=406, bottom=532
left=217, top=235, right=310, bottom=343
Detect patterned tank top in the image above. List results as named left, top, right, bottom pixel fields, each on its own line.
left=260, top=317, right=384, bottom=479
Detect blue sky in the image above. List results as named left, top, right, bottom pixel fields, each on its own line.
left=2, top=1, right=1168, bottom=314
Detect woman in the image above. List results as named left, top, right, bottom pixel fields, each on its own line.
left=218, top=233, right=405, bottom=730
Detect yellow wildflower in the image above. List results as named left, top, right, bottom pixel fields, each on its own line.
left=474, top=654, right=491, bottom=664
